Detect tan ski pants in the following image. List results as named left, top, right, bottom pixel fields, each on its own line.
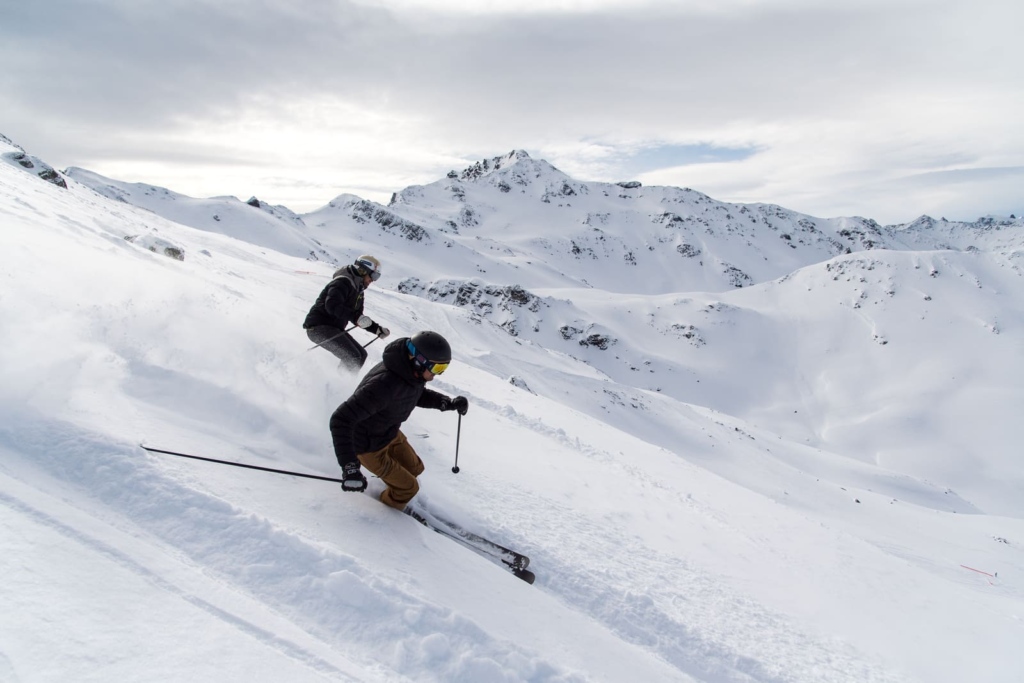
left=357, top=430, right=424, bottom=510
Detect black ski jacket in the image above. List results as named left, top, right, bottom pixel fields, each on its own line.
left=329, top=337, right=449, bottom=469
left=303, top=266, right=365, bottom=330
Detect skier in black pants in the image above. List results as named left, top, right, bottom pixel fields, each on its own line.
left=303, top=255, right=390, bottom=372
left=330, top=331, right=468, bottom=509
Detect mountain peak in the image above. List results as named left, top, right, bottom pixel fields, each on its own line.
left=456, top=149, right=535, bottom=181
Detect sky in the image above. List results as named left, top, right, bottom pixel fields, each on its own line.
left=3, top=0, right=1023, bottom=225
left=3, top=137, right=1024, bottom=682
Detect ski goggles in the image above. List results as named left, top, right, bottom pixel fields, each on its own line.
left=423, top=360, right=449, bottom=375
left=355, top=259, right=381, bottom=281
left=407, top=341, right=450, bottom=375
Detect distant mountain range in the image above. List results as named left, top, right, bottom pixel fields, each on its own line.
left=6, top=135, right=1019, bottom=296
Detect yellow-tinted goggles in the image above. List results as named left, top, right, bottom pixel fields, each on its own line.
left=425, top=361, right=449, bottom=375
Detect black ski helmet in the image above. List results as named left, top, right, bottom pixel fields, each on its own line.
left=407, top=330, right=451, bottom=365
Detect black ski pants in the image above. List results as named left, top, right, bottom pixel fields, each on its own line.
left=306, top=325, right=367, bottom=371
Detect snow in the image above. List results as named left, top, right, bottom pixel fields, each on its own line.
left=2, top=143, right=1024, bottom=683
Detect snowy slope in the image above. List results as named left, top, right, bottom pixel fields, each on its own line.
left=3, top=138, right=1024, bottom=683
left=64, top=166, right=334, bottom=262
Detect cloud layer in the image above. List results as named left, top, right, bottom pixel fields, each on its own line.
left=4, top=0, right=1021, bottom=222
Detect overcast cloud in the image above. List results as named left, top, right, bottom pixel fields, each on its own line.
left=3, top=0, right=1021, bottom=223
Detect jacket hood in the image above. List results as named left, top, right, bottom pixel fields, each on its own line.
left=382, top=337, right=421, bottom=386
left=333, top=264, right=364, bottom=286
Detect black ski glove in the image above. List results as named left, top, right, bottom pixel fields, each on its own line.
left=341, top=461, right=367, bottom=493
left=441, top=396, right=469, bottom=415
left=365, top=320, right=390, bottom=339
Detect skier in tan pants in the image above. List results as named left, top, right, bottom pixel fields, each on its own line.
left=329, top=331, right=468, bottom=509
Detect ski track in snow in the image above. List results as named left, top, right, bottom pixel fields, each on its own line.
left=0, top=421, right=589, bottom=683
left=0, top=488, right=359, bottom=683
left=0, top=412, right=906, bottom=683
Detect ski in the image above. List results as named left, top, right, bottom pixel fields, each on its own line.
left=409, top=505, right=530, bottom=570
left=404, top=505, right=535, bottom=584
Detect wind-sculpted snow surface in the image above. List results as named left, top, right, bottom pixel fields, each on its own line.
left=1, top=423, right=589, bottom=683
left=444, top=398, right=911, bottom=683
left=1, top=411, right=916, bottom=683
left=3, top=139, right=1024, bottom=682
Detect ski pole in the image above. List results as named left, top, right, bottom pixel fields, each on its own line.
left=451, top=412, right=462, bottom=474
left=141, top=445, right=345, bottom=483
left=306, top=325, right=355, bottom=351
